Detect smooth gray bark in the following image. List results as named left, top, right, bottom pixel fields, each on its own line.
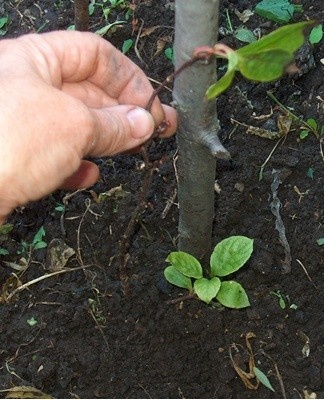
left=173, top=0, right=230, bottom=259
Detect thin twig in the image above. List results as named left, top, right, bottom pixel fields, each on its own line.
left=260, top=350, right=286, bottom=399
left=89, top=309, right=110, bottom=351
left=259, top=135, right=285, bottom=180
left=165, top=293, right=196, bottom=304
left=296, top=258, right=318, bottom=289
left=6, top=265, right=93, bottom=302
left=134, top=19, right=147, bottom=68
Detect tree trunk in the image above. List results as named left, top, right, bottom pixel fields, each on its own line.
left=74, top=0, right=89, bottom=31
left=173, top=0, right=230, bottom=259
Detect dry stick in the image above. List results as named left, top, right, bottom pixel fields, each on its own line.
left=6, top=265, right=93, bottom=302
left=119, top=51, right=214, bottom=295
left=296, top=258, right=318, bottom=289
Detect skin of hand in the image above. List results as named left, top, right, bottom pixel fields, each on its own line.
left=0, top=30, right=177, bottom=224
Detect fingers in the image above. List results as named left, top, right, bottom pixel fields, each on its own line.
left=86, top=105, right=155, bottom=156
left=22, top=31, right=173, bottom=131
left=60, top=160, right=99, bottom=190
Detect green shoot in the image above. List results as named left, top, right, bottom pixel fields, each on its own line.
left=317, top=238, right=324, bottom=246
left=205, top=21, right=316, bottom=99
left=253, top=367, right=275, bottom=392
left=164, top=236, right=253, bottom=308
left=122, top=38, right=133, bottom=54
left=54, top=203, right=66, bottom=213
left=95, top=20, right=126, bottom=36
left=19, top=226, right=47, bottom=254
left=266, top=91, right=322, bottom=140
left=0, top=248, right=9, bottom=256
left=270, top=290, right=286, bottom=309
left=309, top=24, right=323, bottom=44
left=164, top=47, right=174, bottom=61
left=0, top=16, right=9, bottom=37
left=223, top=9, right=256, bottom=44
left=27, top=317, right=38, bottom=327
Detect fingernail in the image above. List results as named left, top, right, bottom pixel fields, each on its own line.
left=127, top=107, right=155, bottom=139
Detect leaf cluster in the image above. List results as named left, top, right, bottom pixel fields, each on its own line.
left=164, top=236, right=253, bottom=308
left=206, top=20, right=316, bottom=99
left=19, top=226, right=47, bottom=254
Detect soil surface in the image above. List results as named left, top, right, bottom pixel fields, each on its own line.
left=0, top=0, right=324, bottom=398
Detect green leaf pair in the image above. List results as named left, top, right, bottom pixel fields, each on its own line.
left=206, top=20, right=316, bottom=99
left=164, top=236, right=253, bottom=308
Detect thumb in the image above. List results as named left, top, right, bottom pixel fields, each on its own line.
left=88, top=105, right=155, bottom=156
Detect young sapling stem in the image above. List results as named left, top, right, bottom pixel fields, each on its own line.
left=118, top=49, right=217, bottom=295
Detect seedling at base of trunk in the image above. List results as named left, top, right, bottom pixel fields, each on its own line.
left=164, top=236, right=253, bottom=308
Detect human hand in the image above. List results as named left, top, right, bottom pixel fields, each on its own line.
left=0, top=31, right=177, bottom=224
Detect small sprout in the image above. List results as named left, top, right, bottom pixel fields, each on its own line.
left=0, top=223, right=13, bottom=235
left=253, top=367, right=275, bottom=392
left=95, top=20, right=126, bottom=36
left=19, top=226, right=47, bottom=254
left=234, top=27, right=256, bottom=43
left=270, top=290, right=286, bottom=309
left=306, top=167, right=314, bottom=179
left=164, top=236, right=253, bottom=309
left=32, top=226, right=47, bottom=250
left=299, top=130, right=309, bottom=140
left=54, top=203, right=65, bottom=213
left=122, top=38, right=133, bottom=54
left=0, top=248, right=9, bottom=256
left=309, top=24, right=323, bottom=44
left=0, top=16, right=9, bottom=37
left=164, top=47, right=173, bottom=61
left=27, top=317, right=38, bottom=327
left=317, top=238, right=324, bottom=246
left=299, top=118, right=321, bottom=140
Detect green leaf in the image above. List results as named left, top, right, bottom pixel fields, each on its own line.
left=122, top=38, right=133, bottom=54
left=299, top=130, right=309, bottom=139
left=306, top=118, right=318, bottom=131
left=89, top=2, right=95, bottom=15
left=309, top=24, right=323, bottom=44
left=194, top=277, right=221, bottom=304
left=206, top=69, right=235, bottom=99
left=238, top=49, right=292, bottom=81
left=33, top=241, right=47, bottom=250
left=255, top=0, right=296, bottom=24
left=210, top=236, right=253, bottom=277
left=216, top=281, right=250, bottom=308
left=33, top=226, right=46, bottom=246
left=317, top=238, right=324, bottom=246
left=164, top=265, right=192, bottom=291
left=306, top=167, right=314, bottom=179
left=237, top=21, right=315, bottom=56
left=27, top=317, right=38, bottom=327
left=95, top=20, right=126, bottom=36
left=0, top=223, right=13, bottom=235
left=164, top=47, right=173, bottom=61
left=0, top=17, right=8, bottom=29
left=234, top=27, right=256, bottom=43
left=0, top=248, right=9, bottom=256
left=253, top=367, right=275, bottom=392
left=165, top=252, right=203, bottom=279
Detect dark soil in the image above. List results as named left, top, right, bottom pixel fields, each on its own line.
left=1, top=0, right=324, bottom=398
